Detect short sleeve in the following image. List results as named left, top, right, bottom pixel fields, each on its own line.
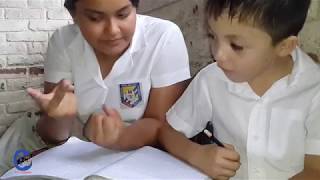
left=166, top=71, right=213, bottom=138
left=44, top=29, right=72, bottom=83
left=305, top=92, right=320, bottom=155
left=150, top=23, right=190, bottom=88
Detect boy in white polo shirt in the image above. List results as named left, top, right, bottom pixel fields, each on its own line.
left=0, top=0, right=190, bottom=175
left=157, top=0, right=320, bottom=179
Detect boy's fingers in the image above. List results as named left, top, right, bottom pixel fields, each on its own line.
left=220, top=159, right=241, bottom=171
left=222, top=145, right=240, bottom=162
left=215, top=175, right=229, bottom=180
left=218, top=168, right=237, bottom=178
left=224, top=151, right=240, bottom=162
left=224, top=144, right=235, bottom=150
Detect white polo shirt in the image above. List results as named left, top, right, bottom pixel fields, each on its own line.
left=44, top=15, right=190, bottom=123
left=167, top=47, right=320, bottom=180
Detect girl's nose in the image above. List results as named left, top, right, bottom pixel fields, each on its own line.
left=105, top=19, right=120, bottom=36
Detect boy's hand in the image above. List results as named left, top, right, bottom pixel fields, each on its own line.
left=27, top=79, right=77, bottom=120
left=192, top=144, right=241, bottom=180
left=84, top=106, right=125, bottom=149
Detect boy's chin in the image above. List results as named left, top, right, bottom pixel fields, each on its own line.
left=224, top=73, right=247, bottom=83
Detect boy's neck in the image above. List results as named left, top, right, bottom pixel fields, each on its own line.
left=248, top=55, right=294, bottom=97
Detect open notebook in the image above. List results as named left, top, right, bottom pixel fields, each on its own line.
left=1, top=137, right=207, bottom=180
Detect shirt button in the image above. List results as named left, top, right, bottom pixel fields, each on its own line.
left=253, top=135, right=259, bottom=141
left=253, top=168, right=264, bottom=177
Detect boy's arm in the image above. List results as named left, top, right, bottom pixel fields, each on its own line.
left=290, top=155, right=320, bottom=180
left=158, top=122, right=241, bottom=179
left=158, top=122, right=200, bottom=165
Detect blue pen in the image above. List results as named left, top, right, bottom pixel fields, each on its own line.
left=203, top=121, right=225, bottom=147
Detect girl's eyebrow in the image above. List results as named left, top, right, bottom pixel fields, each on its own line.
left=83, top=9, right=104, bottom=15
left=83, top=5, right=132, bottom=15
left=117, top=5, right=131, bottom=12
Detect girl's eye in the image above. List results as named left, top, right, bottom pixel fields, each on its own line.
left=231, top=43, right=243, bottom=51
left=88, top=16, right=102, bottom=22
left=117, top=12, right=130, bottom=19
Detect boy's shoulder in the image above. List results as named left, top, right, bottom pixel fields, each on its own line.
left=294, top=47, right=320, bottom=77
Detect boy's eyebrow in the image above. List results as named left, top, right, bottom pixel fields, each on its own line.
left=225, top=34, right=244, bottom=41
left=206, top=27, right=214, bottom=35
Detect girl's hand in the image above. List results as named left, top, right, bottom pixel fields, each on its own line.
left=27, top=79, right=77, bottom=120
left=84, top=106, right=125, bottom=149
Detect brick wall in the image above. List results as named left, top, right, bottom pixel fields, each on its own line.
left=0, top=0, right=319, bottom=136
left=0, top=0, right=71, bottom=136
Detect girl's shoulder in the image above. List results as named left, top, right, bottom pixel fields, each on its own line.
left=137, top=14, right=182, bottom=38
left=50, top=24, right=81, bottom=48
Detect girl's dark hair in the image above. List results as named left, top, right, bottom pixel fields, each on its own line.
left=205, top=0, right=311, bottom=45
left=64, top=0, right=140, bottom=13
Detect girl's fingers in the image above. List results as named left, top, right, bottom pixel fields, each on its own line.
left=26, top=88, right=49, bottom=109
left=47, top=80, right=70, bottom=112
left=103, top=106, right=121, bottom=120
left=27, top=88, right=43, bottom=101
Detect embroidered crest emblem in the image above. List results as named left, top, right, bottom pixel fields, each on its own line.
left=120, top=82, right=142, bottom=108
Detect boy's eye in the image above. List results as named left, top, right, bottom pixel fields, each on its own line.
left=207, top=33, right=215, bottom=39
left=230, top=43, right=243, bottom=51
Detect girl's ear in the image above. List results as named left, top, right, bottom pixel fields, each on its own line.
left=71, top=13, right=78, bottom=24
left=275, top=36, right=298, bottom=57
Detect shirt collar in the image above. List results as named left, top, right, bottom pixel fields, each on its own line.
left=221, top=46, right=320, bottom=99
left=287, top=47, right=319, bottom=86
left=129, top=14, right=147, bottom=54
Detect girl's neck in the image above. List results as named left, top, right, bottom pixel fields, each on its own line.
left=95, top=50, right=120, bottom=79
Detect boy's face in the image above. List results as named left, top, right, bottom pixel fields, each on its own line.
left=207, top=13, right=279, bottom=83
left=73, top=0, right=136, bottom=60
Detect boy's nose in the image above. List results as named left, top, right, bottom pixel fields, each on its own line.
left=213, top=46, right=228, bottom=63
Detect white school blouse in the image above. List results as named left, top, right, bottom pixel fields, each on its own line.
left=167, top=47, right=320, bottom=180
left=44, top=15, right=190, bottom=123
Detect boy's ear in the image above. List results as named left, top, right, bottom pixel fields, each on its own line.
left=275, top=36, right=298, bottom=57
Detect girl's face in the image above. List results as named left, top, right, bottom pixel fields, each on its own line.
left=73, top=0, right=136, bottom=60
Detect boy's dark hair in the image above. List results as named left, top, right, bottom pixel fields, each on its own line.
left=205, top=0, right=311, bottom=45
left=64, top=0, right=140, bottom=13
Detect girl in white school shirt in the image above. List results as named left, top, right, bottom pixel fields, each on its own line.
left=0, top=0, right=190, bottom=174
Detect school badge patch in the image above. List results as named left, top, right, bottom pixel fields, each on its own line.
left=120, top=82, right=142, bottom=108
